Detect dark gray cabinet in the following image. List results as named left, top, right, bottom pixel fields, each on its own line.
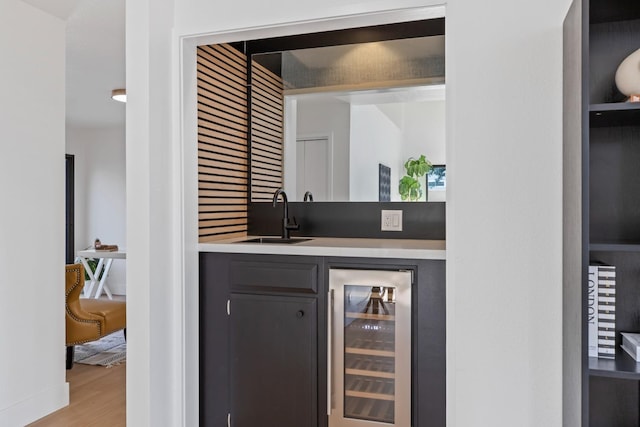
left=200, top=253, right=323, bottom=427
left=199, top=252, right=445, bottom=427
left=230, top=294, right=317, bottom=427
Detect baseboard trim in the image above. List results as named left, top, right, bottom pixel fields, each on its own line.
left=0, top=382, right=69, bottom=426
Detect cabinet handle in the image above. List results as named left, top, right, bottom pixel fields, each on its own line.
left=296, top=310, right=304, bottom=318
left=327, top=289, right=333, bottom=416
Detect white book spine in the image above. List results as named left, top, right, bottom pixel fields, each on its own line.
left=597, top=265, right=616, bottom=359
left=588, top=265, right=599, bottom=357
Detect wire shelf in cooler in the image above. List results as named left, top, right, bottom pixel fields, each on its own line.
left=345, top=332, right=395, bottom=357
left=345, top=396, right=394, bottom=424
left=345, top=353, right=395, bottom=379
left=345, top=311, right=396, bottom=321
left=344, top=375, right=395, bottom=401
left=345, top=368, right=395, bottom=379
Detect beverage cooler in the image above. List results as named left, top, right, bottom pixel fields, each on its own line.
left=328, top=269, right=412, bottom=427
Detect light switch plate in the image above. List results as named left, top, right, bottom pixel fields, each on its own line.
left=381, top=210, right=403, bottom=231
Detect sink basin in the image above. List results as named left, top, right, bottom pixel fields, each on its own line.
left=238, top=237, right=313, bottom=244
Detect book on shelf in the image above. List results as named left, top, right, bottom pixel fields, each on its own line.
left=597, top=265, right=616, bottom=359
left=621, top=332, right=640, bottom=361
left=588, top=266, right=598, bottom=357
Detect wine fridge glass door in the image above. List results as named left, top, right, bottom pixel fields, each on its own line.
left=328, top=269, right=412, bottom=427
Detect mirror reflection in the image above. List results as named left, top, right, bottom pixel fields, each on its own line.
left=250, top=35, right=446, bottom=202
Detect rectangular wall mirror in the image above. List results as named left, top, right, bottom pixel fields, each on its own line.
left=248, top=21, right=446, bottom=202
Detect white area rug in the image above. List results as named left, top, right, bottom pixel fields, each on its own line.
left=74, top=331, right=126, bottom=366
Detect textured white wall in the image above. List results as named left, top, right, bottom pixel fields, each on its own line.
left=66, top=126, right=127, bottom=295
left=0, top=1, right=68, bottom=425
left=296, top=98, right=351, bottom=201
left=350, top=105, right=403, bottom=201
left=127, top=0, right=570, bottom=425
left=446, top=0, right=569, bottom=425
left=403, top=100, right=446, bottom=165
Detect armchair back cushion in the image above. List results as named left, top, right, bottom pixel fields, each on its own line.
left=65, top=263, right=126, bottom=345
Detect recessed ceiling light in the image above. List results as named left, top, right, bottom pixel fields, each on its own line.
left=111, top=89, right=126, bottom=103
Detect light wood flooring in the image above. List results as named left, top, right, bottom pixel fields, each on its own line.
left=28, top=362, right=126, bottom=427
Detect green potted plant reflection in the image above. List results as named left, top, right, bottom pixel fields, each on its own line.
left=399, top=155, right=432, bottom=201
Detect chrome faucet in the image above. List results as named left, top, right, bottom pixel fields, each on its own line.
left=303, top=191, right=314, bottom=202
left=272, top=188, right=299, bottom=239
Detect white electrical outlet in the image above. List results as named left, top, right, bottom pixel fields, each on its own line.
left=381, top=210, right=403, bottom=231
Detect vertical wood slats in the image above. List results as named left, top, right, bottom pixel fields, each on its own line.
left=251, top=61, right=284, bottom=201
left=198, top=44, right=249, bottom=242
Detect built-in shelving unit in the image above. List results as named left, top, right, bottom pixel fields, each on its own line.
left=589, top=354, right=640, bottom=380
left=564, top=0, right=640, bottom=425
left=589, top=103, right=640, bottom=127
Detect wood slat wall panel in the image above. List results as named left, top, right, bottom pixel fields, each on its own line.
left=197, top=53, right=246, bottom=85
left=197, top=77, right=247, bottom=109
left=199, top=144, right=247, bottom=160
left=252, top=128, right=282, bottom=144
left=251, top=164, right=282, bottom=175
left=251, top=143, right=281, bottom=158
left=199, top=165, right=247, bottom=179
left=199, top=154, right=247, bottom=168
left=199, top=197, right=248, bottom=205
left=197, top=74, right=247, bottom=104
left=199, top=131, right=248, bottom=149
left=199, top=231, right=248, bottom=242
left=200, top=45, right=246, bottom=73
left=199, top=211, right=247, bottom=220
left=198, top=175, right=247, bottom=186
left=198, top=118, right=247, bottom=140
left=252, top=90, right=283, bottom=112
left=252, top=135, right=283, bottom=151
left=199, top=204, right=248, bottom=213
left=253, top=112, right=282, bottom=131
left=251, top=99, right=283, bottom=122
left=197, top=103, right=247, bottom=128
left=253, top=66, right=283, bottom=91
left=198, top=43, right=249, bottom=242
left=251, top=151, right=281, bottom=167
left=198, top=101, right=247, bottom=123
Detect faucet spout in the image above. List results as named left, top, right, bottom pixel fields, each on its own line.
left=272, top=188, right=298, bottom=239
left=303, top=191, right=314, bottom=202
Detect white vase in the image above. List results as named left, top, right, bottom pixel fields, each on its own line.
left=615, top=48, right=640, bottom=102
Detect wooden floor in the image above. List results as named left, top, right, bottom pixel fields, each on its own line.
left=28, top=362, right=126, bottom=427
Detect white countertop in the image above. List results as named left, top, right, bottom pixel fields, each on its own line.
left=198, top=237, right=446, bottom=260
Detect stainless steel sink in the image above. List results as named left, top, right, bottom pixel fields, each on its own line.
left=237, top=237, right=312, bottom=244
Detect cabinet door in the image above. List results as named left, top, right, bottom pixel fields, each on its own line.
left=230, top=293, right=317, bottom=427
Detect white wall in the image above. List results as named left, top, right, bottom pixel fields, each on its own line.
left=0, top=1, right=68, bottom=425
left=295, top=97, right=351, bottom=201
left=350, top=105, right=403, bottom=201
left=403, top=100, right=446, bottom=202
left=403, top=100, right=446, bottom=165
left=446, top=0, right=568, bottom=425
left=67, top=126, right=127, bottom=295
left=127, top=0, right=179, bottom=425
left=126, top=1, right=570, bottom=426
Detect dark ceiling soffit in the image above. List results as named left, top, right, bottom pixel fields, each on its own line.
left=244, top=18, right=445, bottom=55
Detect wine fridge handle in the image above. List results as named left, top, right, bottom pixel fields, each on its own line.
left=327, top=289, right=333, bottom=416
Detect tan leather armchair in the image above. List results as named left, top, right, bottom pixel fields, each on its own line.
left=65, top=263, right=126, bottom=369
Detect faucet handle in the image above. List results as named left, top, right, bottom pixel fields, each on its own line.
left=286, top=216, right=300, bottom=230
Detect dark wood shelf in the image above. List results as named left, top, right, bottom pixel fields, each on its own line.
left=590, top=103, right=640, bottom=127
left=590, top=242, right=640, bottom=252
left=589, top=351, right=640, bottom=380
left=590, top=2, right=640, bottom=24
